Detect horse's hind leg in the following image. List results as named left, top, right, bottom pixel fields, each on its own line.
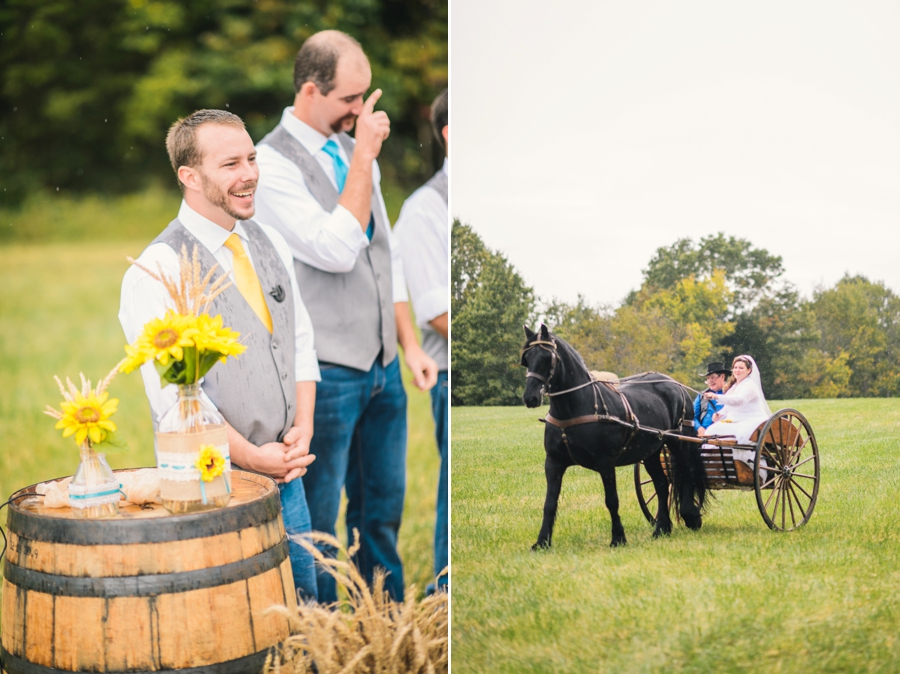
left=599, top=466, right=626, bottom=547
left=671, top=439, right=705, bottom=531
left=533, top=454, right=568, bottom=551
left=643, top=451, right=673, bottom=538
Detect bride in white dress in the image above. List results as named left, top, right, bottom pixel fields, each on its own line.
left=698, top=355, right=771, bottom=467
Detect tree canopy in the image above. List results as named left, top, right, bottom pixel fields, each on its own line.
left=451, top=221, right=535, bottom=406
left=0, top=0, right=447, bottom=204
left=453, top=227, right=900, bottom=404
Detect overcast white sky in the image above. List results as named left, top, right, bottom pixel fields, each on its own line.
left=451, top=1, right=899, bottom=307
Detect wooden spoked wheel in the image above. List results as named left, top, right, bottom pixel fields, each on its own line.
left=634, top=453, right=673, bottom=525
left=754, top=409, right=820, bottom=531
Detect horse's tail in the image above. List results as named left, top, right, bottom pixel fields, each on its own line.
left=669, top=440, right=710, bottom=515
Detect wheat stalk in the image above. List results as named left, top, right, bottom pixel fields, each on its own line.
left=126, top=244, right=232, bottom=316
left=265, top=531, right=449, bottom=674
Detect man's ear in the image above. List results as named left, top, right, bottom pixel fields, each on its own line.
left=177, top=165, right=200, bottom=193
left=299, top=81, right=319, bottom=101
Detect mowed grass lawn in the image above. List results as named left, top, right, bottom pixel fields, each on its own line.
left=452, top=401, right=900, bottom=673
left=0, top=209, right=440, bottom=595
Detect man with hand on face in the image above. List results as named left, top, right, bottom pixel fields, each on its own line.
left=393, top=88, right=449, bottom=595
left=119, top=109, right=321, bottom=601
left=693, top=362, right=730, bottom=433
left=254, top=30, right=438, bottom=604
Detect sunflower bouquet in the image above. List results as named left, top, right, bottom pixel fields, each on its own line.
left=120, top=245, right=245, bottom=513
left=44, top=365, right=123, bottom=518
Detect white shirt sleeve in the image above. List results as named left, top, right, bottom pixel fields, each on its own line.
left=393, top=189, right=448, bottom=324
left=255, top=144, right=370, bottom=273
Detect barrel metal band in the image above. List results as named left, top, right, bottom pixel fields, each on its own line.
left=3, top=537, right=289, bottom=598
left=6, top=488, right=281, bottom=545
left=0, top=645, right=272, bottom=674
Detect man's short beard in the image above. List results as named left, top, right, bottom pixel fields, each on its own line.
left=200, top=171, right=255, bottom=221
left=331, top=113, right=357, bottom=134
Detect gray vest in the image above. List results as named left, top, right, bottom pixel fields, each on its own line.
left=424, top=168, right=448, bottom=204
left=418, top=169, right=449, bottom=371
left=151, top=219, right=297, bottom=449
left=258, top=125, right=397, bottom=371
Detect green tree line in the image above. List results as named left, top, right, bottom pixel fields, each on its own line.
left=452, top=224, right=900, bottom=405
left=0, top=0, right=447, bottom=205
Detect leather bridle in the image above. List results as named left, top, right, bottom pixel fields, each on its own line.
left=521, top=338, right=559, bottom=394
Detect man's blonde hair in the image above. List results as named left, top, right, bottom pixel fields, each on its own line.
left=166, top=109, right=246, bottom=191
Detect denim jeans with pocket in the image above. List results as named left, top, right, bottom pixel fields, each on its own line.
left=302, top=356, right=408, bottom=603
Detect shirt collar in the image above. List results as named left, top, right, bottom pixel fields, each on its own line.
left=441, top=156, right=449, bottom=177
left=177, top=201, right=248, bottom=253
left=280, top=107, right=343, bottom=158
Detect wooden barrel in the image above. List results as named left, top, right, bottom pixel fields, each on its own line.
left=0, top=470, right=296, bottom=673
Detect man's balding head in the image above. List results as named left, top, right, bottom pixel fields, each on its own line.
left=293, top=30, right=366, bottom=96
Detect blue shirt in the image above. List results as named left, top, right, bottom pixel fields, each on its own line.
left=693, top=388, right=724, bottom=430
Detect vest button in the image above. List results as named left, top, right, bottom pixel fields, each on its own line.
left=272, top=340, right=279, bottom=349
left=281, top=372, right=287, bottom=380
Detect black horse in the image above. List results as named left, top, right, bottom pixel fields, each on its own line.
left=521, top=324, right=709, bottom=549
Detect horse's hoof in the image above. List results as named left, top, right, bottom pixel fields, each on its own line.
left=683, top=514, right=703, bottom=531
left=652, top=526, right=672, bottom=538
left=531, top=541, right=550, bottom=551
left=609, top=537, right=627, bottom=548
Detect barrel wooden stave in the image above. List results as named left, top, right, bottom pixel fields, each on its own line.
left=0, top=470, right=296, bottom=674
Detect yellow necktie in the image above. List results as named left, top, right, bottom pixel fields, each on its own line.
left=223, top=233, right=273, bottom=333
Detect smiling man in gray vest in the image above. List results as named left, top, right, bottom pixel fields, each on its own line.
left=254, top=30, right=438, bottom=603
left=119, top=109, right=321, bottom=601
left=394, top=88, right=449, bottom=595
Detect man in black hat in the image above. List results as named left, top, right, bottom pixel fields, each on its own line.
left=693, top=362, right=731, bottom=432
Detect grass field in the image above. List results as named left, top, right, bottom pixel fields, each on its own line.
left=0, top=192, right=440, bottom=597
left=451, top=401, right=900, bottom=673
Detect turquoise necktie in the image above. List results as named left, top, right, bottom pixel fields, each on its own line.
left=322, top=139, right=373, bottom=241
left=321, top=139, right=348, bottom=193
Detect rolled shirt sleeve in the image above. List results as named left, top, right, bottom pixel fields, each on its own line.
left=393, top=182, right=448, bottom=326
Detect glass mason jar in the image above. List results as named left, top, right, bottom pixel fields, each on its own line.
left=68, top=443, right=120, bottom=518
left=156, top=383, right=231, bottom=514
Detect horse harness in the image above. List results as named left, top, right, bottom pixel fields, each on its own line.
left=522, top=338, right=694, bottom=463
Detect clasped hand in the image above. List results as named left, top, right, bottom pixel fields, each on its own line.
left=257, top=424, right=315, bottom=484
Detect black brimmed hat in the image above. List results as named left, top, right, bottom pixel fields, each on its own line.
left=700, top=362, right=731, bottom=379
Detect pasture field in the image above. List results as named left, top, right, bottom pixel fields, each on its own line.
left=452, top=402, right=900, bottom=673
left=0, top=191, right=440, bottom=600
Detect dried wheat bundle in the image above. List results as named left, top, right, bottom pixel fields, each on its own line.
left=127, top=243, right=232, bottom=316
left=264, top=532, right=449, bottom=674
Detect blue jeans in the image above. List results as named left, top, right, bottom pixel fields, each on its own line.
left=431, top=371, right=449, bottom=589
left=302, top=357, right=408, bottom=603
left=278, top=478, right=318, bottom=602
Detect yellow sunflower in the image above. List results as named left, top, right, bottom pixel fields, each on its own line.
left=56, top=391, right=119, bottom=446
left=120, top=311, right=199, bottom=372
left=193, top=313, right=246, bottom=361
left=196, top=444, right=226, bottom=482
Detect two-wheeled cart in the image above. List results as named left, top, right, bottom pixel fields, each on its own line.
left=634, top=408, right=820, bottom=531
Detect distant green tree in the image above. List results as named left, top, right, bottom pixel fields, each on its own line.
left=723, top=287, right=819, bottom=399
left=451, top=221, right=535, bottom=406
left=0, top=0, right=447, bottom=204
left=637, top=232, right=785, bottom=313
left=809, top=275, right=900, bottom=397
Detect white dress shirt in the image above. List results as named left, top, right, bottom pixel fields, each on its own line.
left=119, top=201, right=321, bottom=421
left=393, top=158, right=449, bottom=327
left=255, top=107, right=408, bottom=303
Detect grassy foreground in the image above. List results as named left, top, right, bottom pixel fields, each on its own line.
left=451, top=401, right=900, bottom=673
left=0, top=199, right=439, bottom=596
